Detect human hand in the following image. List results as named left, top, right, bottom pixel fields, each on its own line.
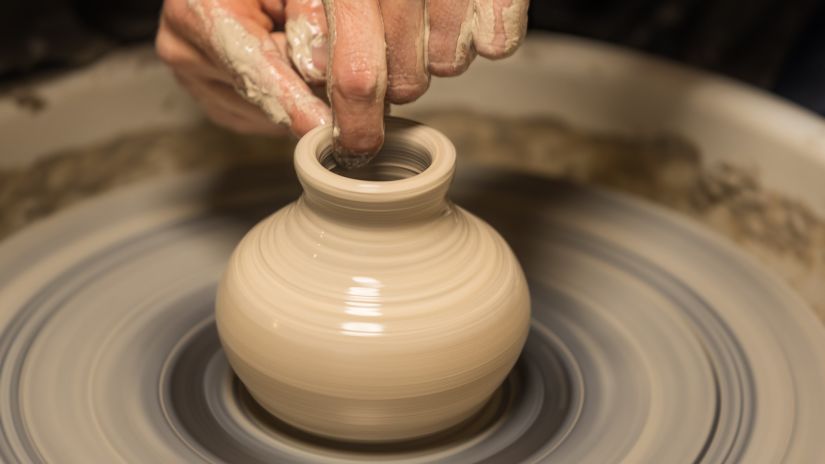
left=156, top=0, right=529, bottom=167
left=156, top=0, right=330, bottom=138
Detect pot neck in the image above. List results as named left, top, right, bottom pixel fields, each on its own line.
left=294, top=118, right=456, bottom=224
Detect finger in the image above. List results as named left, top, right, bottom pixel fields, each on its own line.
left=187, top=0, right=330, bottom=135
left=183, top=73, right=274, bottom=122
left=472, top=0, right=528, bottom=58
left=156, top=24, right=233, bottom=84
left=261, top=0, right=287, bottom=26
left=285, top=0, right=328, bottom=84
left=324, top=0, right=387, bottom=166
left=427, top=0, right=475, bottom=76
left=202, top=99, right=288, bottom=135
left=176, top=72, right=287, bottom=135
left=270, top=32, right=332, bottom=108
left=381, top=0, right=429, bottom=104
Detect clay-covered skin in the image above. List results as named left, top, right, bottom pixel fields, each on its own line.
left=215, top=118, right=531, bottom=441
left=155, top=0, right=529, bottom=163
left=285, top=0, right=328, bottom=84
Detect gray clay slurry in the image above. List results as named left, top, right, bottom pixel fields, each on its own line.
left=0, top=166, right=824, bottom=463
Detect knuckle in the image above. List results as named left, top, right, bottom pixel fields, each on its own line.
left=334, top=67, right=383, bottom=101
left=332, top=50, right=387, bottom=101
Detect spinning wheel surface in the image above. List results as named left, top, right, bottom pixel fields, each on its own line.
left=1, top=166, right=823, bottom=463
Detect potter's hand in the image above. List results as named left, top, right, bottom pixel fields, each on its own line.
left=156, top=0, right=331, bottom=136
left=156, top=0, right=529, bottom=163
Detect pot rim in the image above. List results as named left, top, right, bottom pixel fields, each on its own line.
left=294, top=117, right=456, bottom=205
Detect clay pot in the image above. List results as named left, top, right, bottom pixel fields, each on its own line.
left=216, top=117, right=531, bottom=442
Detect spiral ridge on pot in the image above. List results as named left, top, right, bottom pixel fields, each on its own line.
left=1, top=167, right=824, bottom=462
left=216, top=118, right=532, bottom=441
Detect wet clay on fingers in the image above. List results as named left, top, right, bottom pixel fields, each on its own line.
left=285, top=0, right=328, bottom=84
left=188, top=0, right=330, bottom=133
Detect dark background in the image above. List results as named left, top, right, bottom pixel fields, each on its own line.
left=2, top=0, right=825, bottom=113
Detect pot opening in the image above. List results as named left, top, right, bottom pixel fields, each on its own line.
left=319, top=142, right=432, bottom=181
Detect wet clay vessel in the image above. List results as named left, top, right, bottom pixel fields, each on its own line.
left=216, top=118, right=532, bottom=442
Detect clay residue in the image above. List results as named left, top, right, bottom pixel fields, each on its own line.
left=500, top=0, right=529, bottom=53
left=472, top=0, right=526, bottom=56
left=189, top=0, right=291, bottom=124
left=2, top=110, right=824, bottom=321
left=285, top=14, right=325, bottom=82
left=455, top=0, right=476, bottom=65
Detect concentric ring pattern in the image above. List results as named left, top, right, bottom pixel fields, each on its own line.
left=217, top=169, right=530, bottom=440
left=1, top=166, right=824, bottom=463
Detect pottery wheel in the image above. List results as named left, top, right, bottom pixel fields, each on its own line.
left=1, top=165, right=824, bottom=463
